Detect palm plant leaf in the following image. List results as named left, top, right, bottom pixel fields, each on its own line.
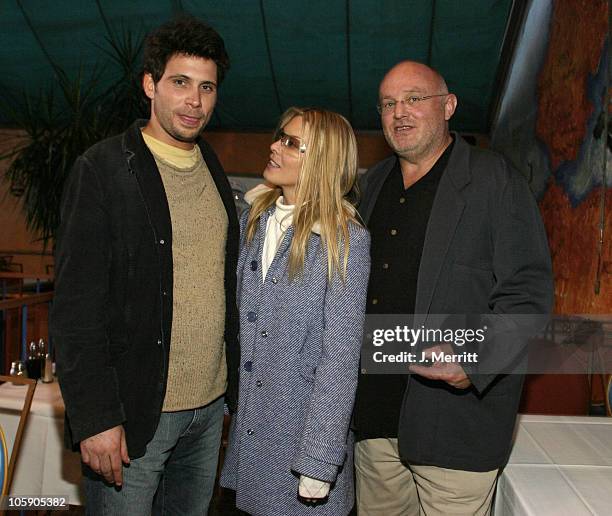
left=0, top=4, right=146, bottom=245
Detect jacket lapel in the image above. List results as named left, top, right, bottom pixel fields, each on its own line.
left=251, top=208, right=295, bottom=283
left=415, top=135, right=471, bottom=315
left=359, top=156, right=397, bottom=224
left=122, top=121, right=173, bottom=245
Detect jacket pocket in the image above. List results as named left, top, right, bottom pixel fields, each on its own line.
left=298, top=362, right=317, bottom=383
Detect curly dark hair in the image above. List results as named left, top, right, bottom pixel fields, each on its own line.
left=143, top=15, right=230, bottom=84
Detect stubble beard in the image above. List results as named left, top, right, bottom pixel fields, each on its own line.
left=170, top=125, right=202, bottom=144
left=386, top=125, right=443, bottom=164
left=155, top=103, right=207, bottom=145
left=385, top=127, right=426, bottom=163
left=165, top=113, right=207, bottom=145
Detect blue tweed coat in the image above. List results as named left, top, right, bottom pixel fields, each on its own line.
left=220, top=206, right=370, bottom=515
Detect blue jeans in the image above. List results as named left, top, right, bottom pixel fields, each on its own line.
left=84, top=396, right=224, bottom=516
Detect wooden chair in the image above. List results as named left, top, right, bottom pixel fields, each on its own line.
left=0, top=257, right=23, bottom=274
left=0, top=375, right=36, bottom=496
left=0, top=257, right=24, bottom=297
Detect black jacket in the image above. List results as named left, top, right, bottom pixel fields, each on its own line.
left=359, top=135, right=553, bottom=471
left=51, top=120, right=240, bottom=459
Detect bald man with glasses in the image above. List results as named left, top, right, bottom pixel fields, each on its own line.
left=352, top=61, right=553, bottom=515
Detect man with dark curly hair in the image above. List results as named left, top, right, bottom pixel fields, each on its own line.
left=51, top=15, right=240, bottom=515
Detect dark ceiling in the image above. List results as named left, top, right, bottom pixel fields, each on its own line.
left=0, top=0, right=515, bottom=133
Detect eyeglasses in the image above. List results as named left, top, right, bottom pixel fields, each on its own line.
left=274, top=130, right=307, bottom=153
left=377, top=94, right=448, bottom=115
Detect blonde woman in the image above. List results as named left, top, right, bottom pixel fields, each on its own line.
left=220, top=107, right=370, bottom=515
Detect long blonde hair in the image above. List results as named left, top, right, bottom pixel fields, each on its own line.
left=246, top=107, right=361, bottom=281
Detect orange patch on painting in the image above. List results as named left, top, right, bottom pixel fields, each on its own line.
left=540, top=181, right=611, bottom=313
left=536, top=0, right=608, bottom=170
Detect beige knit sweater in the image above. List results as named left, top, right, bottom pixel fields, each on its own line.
left=143, top=134, right=228, bottom=411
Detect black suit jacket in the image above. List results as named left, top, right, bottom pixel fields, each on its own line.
left=359, top=135, right=553, bottom=471
left=51, top=120, right=240, bottom=458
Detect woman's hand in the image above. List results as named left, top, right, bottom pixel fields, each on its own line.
left=298, top=475, right=330, bottom=504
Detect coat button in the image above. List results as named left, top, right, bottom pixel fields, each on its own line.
left=157, top=339, right=162, bottom=345
left=261, top=331, right=268, bottom=338
left=256, top=380, right=262, bottom=387
left=271, top=277, right=278, bottom=284
left=247, top=311, right=257, bottom=322
left=251, top=260, right=258, bottom=271
left=244, top=361, right=252, bottom=372
left=247, top=429, right=254, bottom=435
left=390, top=229, right=397, bottom=236
left=159, top=239, right=165, bottom=245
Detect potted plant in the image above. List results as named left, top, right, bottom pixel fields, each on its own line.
left=0, top=4, right=147, bottom=245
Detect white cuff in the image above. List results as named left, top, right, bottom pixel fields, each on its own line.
left=298, top=475, right=330, bottom=499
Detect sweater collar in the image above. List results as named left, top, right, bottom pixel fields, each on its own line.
left=244, top=184, right=321, bottom=235
left=274, top=197, right=294, bottom=232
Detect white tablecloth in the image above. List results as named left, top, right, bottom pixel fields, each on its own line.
left=495, top=415, right=612, bottom=515
left=0, top=381, right=82, bottom=504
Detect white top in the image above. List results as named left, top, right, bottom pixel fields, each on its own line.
left=262, top=197, right=294, bottom=281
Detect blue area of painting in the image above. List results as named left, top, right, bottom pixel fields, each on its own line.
left=527, top=137, right=553, bottom=201
left=554, top=40, right=609, bottom=207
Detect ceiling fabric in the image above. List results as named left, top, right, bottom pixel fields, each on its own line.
left=1, top=0, right=513, bottom=133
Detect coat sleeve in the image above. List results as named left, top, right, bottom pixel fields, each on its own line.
left=292, top=226, right=371, bottom=482
left=463, top=161, right=554, bottom=393
left=50, top=155, right=126, bottom=445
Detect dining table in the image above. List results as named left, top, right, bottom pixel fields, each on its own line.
left=0, top=380, right=82, bottom=504
left=495, top=414, right=612, bottom=515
